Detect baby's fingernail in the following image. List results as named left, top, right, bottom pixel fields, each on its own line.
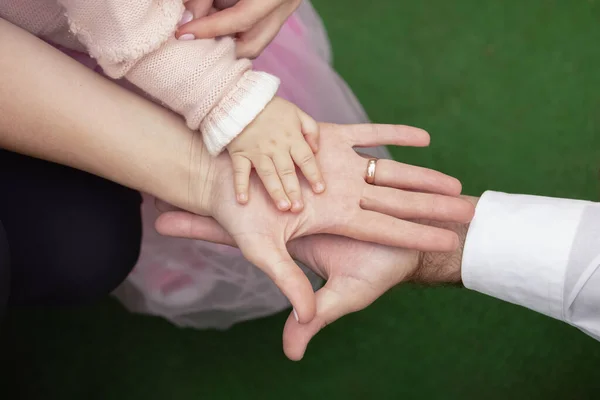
left=278, top=200, right=291, bottom=210
left=178, top=10, right=193, bottom=27
left=293, top=308, right=299, bottom=322
left=314, top=182, right=325, bottom=193
left=178, top=33, right=195, bottom=41
left=237, top=193, right=248, bottom=203
left=292, top=200, right=303, bottom=212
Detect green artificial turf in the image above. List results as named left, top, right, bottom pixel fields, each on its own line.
left=2, top=0, right=599, bottom=398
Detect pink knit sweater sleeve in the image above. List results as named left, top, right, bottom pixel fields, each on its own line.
left=57, top=0, right=280, bottom=155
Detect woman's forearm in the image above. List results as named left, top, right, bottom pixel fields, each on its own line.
left=0, top=20, right=213, bottom=215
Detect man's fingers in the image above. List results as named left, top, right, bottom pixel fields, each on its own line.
left=238, top=237, right=316, bottom=324
left=155, top=212, right=236, bottom=246
left=232, top=155, right=251, bottom=204
left=339, top=211, right=460, bottom=252
left=335, top=123, right=431, bottom=148
left=178, top=0, right=280, bottom=38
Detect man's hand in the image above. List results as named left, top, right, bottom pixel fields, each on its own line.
left=153, top=217, right=467, bottom=360
left=180, top=0, right=301, bottom=58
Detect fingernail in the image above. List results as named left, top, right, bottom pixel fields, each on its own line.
left=293, top=308, right=299, bottom=322
left=291, top=200, right=303, bottom=212
left=178, top=33, right=195, bottom=41
left=314, top=182, right=325, bottom=193
left=237, top=193, right=248, bottom=203
left=178, top=10, right=193, bottom=27
left=278, top=200, right=290, bottom=210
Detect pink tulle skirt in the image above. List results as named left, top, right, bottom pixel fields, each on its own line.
left=66, top=1, right=391, bottom=329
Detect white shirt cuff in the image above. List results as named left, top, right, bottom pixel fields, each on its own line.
left=462, top=191, right=591, bottom=320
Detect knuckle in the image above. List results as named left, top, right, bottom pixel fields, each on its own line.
left=256, top=159, right=274, bottom=175
left=279, top=167, right=296, bottom=178
left=297, top=152, right=315, bottom=167
left=233, top=166, right=248, bottom=175
left=257, top=144, right=275, bottom=158
left=259, top=168, right=275, bottom=178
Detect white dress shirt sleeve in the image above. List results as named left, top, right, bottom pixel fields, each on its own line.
left=462, top=191, right=600, bottom=341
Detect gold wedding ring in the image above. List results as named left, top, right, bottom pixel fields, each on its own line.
left=366, top=158, right=378, bottom=184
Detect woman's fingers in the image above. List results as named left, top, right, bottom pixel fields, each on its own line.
left=182, top=0, right=213, bottom=19
left=235, top=12, right=283, bottom=59
left=178, top=0, right=280, bottom=39
left=370, top=159, right=463, bottom=196
left=337, top=123, right=431, bottom=148
left=338, top=211, right=459, bottom=252
left=360, top=186, right=475, bottom=223
left=238, top=237, right=316, bottom=324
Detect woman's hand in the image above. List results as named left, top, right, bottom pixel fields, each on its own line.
left=159, top=122, right=475, bottom=324
left=179, top=0, right=301, bottom=58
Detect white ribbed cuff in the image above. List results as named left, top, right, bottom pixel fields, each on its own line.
left=201, top=71, right=280, bottom=155
left=462, top=191, right=589, bottom=320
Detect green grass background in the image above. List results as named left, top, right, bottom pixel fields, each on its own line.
left=2, top=0, right=600, bottom=398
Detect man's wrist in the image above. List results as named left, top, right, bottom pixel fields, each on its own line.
left=409, top=196, right=479, bottom=285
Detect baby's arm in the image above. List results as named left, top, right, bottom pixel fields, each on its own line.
left=58, top=0, right=325, bottom=210
left=58, top=0, right=278, bottom=155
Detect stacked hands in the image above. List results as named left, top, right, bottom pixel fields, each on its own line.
left=4, top=0, right=596, bottom=363
left=156, top=122, right=475, bottom=360
left=150, top=0, right=476, bottom=359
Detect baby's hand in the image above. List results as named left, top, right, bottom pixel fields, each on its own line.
left=227, top=97, right=325, bottom=212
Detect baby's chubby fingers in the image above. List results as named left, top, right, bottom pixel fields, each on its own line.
left=252, top=155, right=291, bottom=211
left=296, top=108, right=320, bottom=153
left=273, top=152, right=304, bottom=212
left=231, top=154, right=251, bottom=204
left=291, top=141, right=325, bottom=195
